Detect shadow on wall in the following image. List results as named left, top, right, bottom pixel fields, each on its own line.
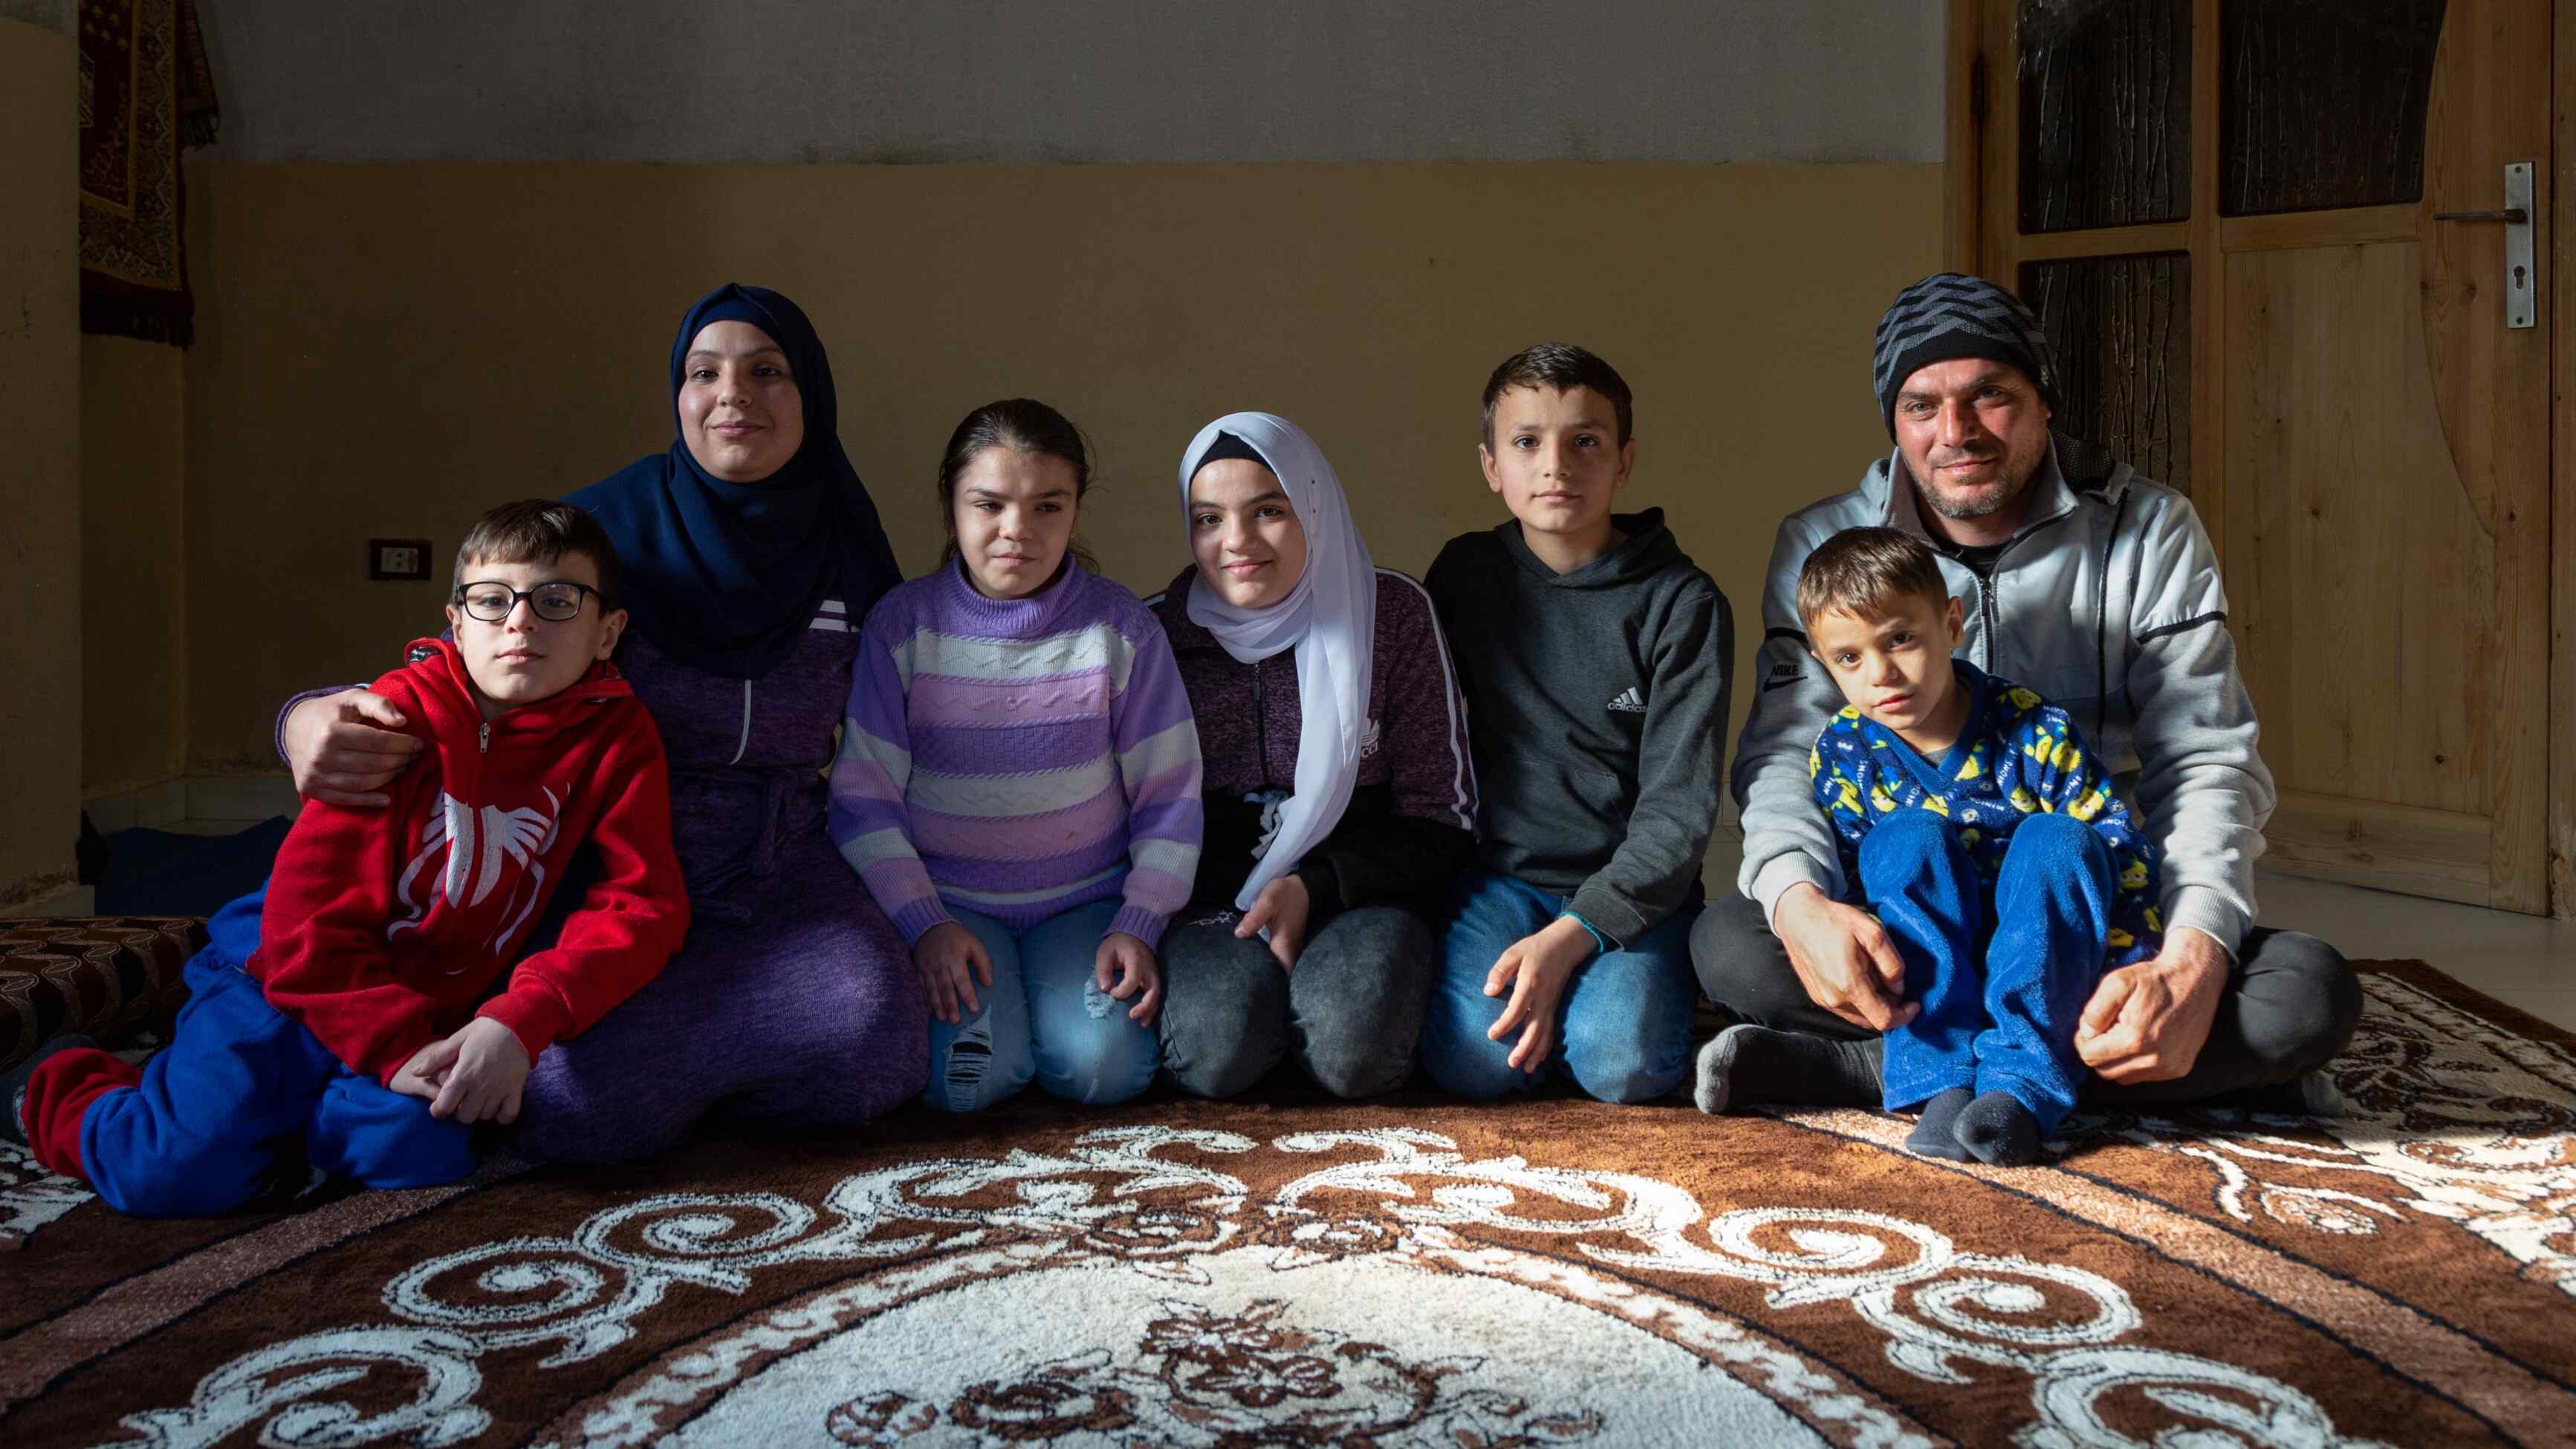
left=173, top=161, right=1943, bottom=794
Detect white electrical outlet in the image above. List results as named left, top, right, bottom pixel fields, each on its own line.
left=370, top=538, right=432, bottom=580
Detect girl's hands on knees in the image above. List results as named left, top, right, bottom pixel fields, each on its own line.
left=285, top=687, right=421, bottom=808
left=427, top=1019, right=531, bottom=1124
left=1484, top=915, right=1595, bottom=1072
left=1096, top=931, right=1162, bottom=1025
left=1234, top=874, right=1311, bottom=971
left=911, top=921, right=994, bottom=1025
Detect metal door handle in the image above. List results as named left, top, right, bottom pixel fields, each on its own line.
left=2436, top=163, right=2537, bottom=329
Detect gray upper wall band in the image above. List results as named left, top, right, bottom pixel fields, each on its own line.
left=194, top=0, right=1947, bottom=166
left=0, top=1, right=75, bottom=35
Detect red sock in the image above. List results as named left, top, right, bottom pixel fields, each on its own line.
left=22, top=1048, right=140, bottom=1181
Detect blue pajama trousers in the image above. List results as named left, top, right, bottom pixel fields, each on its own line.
left=26, top=887, right=476, bottom=1218
left=1861, top=809, right=2112, bottom=1134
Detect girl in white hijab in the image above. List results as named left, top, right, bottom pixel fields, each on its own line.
left=1146, top=413, right=1479, bottom=1099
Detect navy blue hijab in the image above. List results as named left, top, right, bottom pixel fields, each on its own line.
left=570, top=284, right=902, bottom=680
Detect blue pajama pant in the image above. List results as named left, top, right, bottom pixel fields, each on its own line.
left=1862, top=809, right=2111, bottom=1134
left=51, top=887, right=476, bottom=1217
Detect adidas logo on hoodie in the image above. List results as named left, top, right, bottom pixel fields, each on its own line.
left=1607, top=687, right=1647, bottom=714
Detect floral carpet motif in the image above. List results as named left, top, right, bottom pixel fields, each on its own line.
left=1, top=961, right=2569, bottom=1447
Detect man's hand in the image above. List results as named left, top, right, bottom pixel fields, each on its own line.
left=1234, top=874, right=1311, bottom=972
left=1096, top=931, right=1163, bottom=1025
left=1772, top=883, right=1918, bottom=1031
left=284, top=688, right=421, bottom=808
left=403, top=1019, right=532, bottom=1124
left=2075, top=927, right=2229, bottom=1083
left=1484, top=915, right=1596, bottom=1073
left=912, top=921, right=995, bottom=1025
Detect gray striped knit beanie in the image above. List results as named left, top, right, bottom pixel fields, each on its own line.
left=1871, top=273, right=2060, bottom=437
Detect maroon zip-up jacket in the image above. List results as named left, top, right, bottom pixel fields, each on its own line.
left=1149, top=566, right=1477, bottom=918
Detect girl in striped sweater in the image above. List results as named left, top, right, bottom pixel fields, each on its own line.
left=830, top=400, right=1203, bottom=1111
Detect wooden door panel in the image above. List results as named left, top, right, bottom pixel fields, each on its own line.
left=2265, top=789, right=2493, bottom=901
left=1970, top=0, right=2553, bottom=911
left=2226, top=242, right=2491, bottom=821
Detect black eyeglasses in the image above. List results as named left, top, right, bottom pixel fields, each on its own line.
left=452, top=580, right=603, bottom=623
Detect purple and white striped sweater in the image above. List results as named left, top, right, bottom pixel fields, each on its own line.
left=829, top=561, right=1204, bottom=951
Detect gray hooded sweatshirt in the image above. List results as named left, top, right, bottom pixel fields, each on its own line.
left=1427, top=508, right=1733, bottom=946
left=1735, top=433, right=2273, bottom=954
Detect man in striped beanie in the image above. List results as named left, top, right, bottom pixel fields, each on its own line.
left=1869, top=272, right=2064, bottom=530
left=1693, top=272, right=2358, bottom=1124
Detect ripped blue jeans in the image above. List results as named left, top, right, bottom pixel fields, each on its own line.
left=921, top=901, right=1160, bottom=1112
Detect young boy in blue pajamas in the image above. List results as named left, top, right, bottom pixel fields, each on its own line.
left=1698, top=525, right=2158, bottom=1164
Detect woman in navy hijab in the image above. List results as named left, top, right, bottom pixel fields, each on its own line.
left=279, top=284, right=924, bottom=1158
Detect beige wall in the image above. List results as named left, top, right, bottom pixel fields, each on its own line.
left=0, top=18, right=79, bottom=906
left=82, top=337, right=188, bottom=796
left=184, top=162, right=1942, bottom=817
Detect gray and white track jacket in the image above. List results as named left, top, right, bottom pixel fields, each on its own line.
left=1733, top=432, right=2273, bottom=954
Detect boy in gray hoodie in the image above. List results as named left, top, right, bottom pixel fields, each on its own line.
left=1421, top=345, right=1733, bottom=1103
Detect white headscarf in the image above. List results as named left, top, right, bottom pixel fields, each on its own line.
left=1178, top=412, right=1377, bottom=911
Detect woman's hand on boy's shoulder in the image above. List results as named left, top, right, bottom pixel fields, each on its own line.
left=286, top=687, right=421, bottom=807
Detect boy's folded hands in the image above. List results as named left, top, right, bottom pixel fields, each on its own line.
left=390, top=1017, right=532, bottom=1125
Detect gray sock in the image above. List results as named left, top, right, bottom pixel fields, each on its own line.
left=1694, top=1025, right=1884, bottom=1114
left=1904, top=1086, right=1976, bottom=1161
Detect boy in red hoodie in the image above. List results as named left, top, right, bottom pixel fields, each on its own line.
left=4, top=501, right=688, bottom=1216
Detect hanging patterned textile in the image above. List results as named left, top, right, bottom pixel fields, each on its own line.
left=77, top=0, right=218, bottom=346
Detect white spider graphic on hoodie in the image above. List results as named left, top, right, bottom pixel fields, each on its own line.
left=387, top=787, right=563, bottom=962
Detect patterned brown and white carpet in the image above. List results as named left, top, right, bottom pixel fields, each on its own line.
left=4, top=962, right=2572, bottom=1447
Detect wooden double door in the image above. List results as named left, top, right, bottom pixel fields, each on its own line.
left=1956, top=0, right=2559, bottom=912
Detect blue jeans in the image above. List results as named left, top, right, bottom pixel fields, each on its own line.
left=922, top=901, right=1160, bottom=1112
left=1419, top=873, right=1699, bottom=1103
left=1863, top=809, right=2110, bottom=1133
left=77, top=889, right=476, bottom=1217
